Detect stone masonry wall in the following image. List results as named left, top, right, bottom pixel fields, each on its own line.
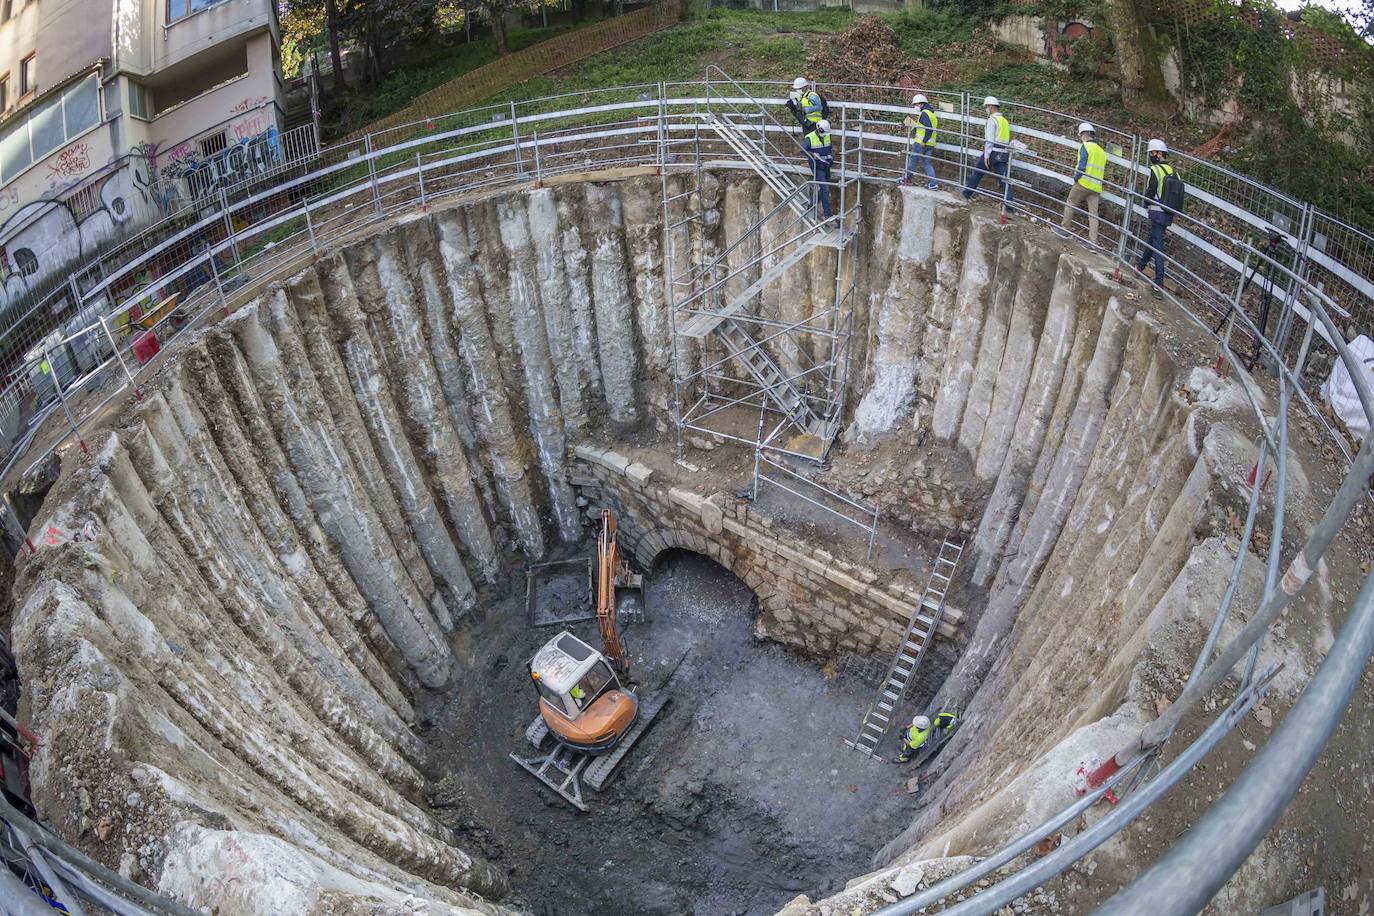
left=569, top=445, right=961, bottom=660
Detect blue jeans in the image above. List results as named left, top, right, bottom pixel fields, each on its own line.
left=905, top=145, right=936, bottom=184
left=813, top=164, right=833, bottom=218
left=1137, top=213, right=1169, bottom=285
left=963, top=153, right=1012, bottom=203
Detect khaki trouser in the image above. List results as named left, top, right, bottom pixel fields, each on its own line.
left=1061, top=182, right=1101, bottom=243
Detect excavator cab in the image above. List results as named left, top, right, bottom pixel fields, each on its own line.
left=528, top=631, right=638, bottom=755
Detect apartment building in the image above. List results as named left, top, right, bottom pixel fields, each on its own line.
left=0, top=0, right=287, bottom=315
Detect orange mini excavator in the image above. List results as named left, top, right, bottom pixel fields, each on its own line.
left=527, top=509, right=643, bottom=754
left=513, top=509, right=667, bottom=811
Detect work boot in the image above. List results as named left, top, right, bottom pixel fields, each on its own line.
left=926, top=181, right=939, bottom=190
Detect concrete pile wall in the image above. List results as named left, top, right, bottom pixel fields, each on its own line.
left=7, top=172, right=1335, bottom=912
left=7, top=174, right=858, bottom=913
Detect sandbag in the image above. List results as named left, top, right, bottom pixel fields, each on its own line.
left=1322, top=334, right=1374, bottom=442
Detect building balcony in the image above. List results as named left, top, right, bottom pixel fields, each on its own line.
left=155, top=0, right=279, bottom=75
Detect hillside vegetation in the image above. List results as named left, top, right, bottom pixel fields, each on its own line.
left=325, top=5, right=1374, bottom=230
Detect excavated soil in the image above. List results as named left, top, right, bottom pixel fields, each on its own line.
left=424, top=550, right=930, bottom=915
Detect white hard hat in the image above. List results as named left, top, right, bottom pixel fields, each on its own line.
left=912, top=93, right=928, bottom=105
left=792, top=76, right=809, bottom=90
left=817, top=118, right=831, bottom=133
left=983, top=96, right=1000, bottom=107
left=1148, top=138, right=1168, bottom=154
left=913, top=715, right=931, bottom=730
left=1077, top=121, right=1094, bottom=135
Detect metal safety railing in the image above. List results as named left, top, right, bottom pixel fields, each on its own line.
left=0, top=77, right=1369, bottom=916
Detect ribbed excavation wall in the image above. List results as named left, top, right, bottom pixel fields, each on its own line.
left=7, top=176, right=1348, bottom=914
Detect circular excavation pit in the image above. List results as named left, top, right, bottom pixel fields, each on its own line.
left=434, top=549, right=923, bottom=915
left=6, top=171, right=1374, bottom=916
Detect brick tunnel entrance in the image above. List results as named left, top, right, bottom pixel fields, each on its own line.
left=423, top=546, right=926, bottom=915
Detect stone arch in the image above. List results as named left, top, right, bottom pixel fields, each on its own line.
left=624, top=523, right=783, bottom=627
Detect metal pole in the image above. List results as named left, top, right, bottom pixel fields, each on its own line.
left=220, top=188, right=241, bottom=271
left=416, top=152, right=426, bottom=206
left=365, top=132, right=381, bottom=215
left=12, top=830, right=89, bottom=916
left=43, top=346, right=86, bottom=454
left=303, top=195, right=318, bottom=254
left=207, top=247, right=229, bottom=317
left=1114, top=134, right=1138, bottom=267
left=511, top=101, right=523, bottom=177
left=98, top=314, right=140, bottom=400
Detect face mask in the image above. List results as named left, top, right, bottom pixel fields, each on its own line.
left=789, top=90, right=801, bottom=102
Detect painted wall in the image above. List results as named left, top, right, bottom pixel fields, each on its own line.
left=0, top=1, right=41, bottom=110
left=156, top=0, right=277, bottom=74
left=0, top=25, right=284, bottom=329
left=131, top=41, right=285, bottom=209
left=33, top=0, right=116, bottom=90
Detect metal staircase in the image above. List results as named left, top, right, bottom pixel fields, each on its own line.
left=847, top=537, right=965, bottom=759
left=702, top=112, right=816, bottom=225
left=662, top=67, right=862, bottom=466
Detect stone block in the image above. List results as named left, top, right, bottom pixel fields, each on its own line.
left=700, top=497, right=724, bottom=535
left=625, top=462, right=654, bottom=486
left=822, top=565, right=868, bottom=595
left=668, top=486, right=707, bottom=512
left=573, top=444, right=607, bottom=464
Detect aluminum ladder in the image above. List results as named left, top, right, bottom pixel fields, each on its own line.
left=847, top=537, right=964, bottom=758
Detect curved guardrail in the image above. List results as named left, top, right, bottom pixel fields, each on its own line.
left=0, top=79, right=1370, bottom=915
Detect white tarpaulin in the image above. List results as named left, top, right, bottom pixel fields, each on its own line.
left=1322, top=334, right=1374, bottom=442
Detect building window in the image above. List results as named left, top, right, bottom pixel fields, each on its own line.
left=0, top=74, right=101, bottom=183
left=19, top=55, right=33, bottom=96
left=66, top=184, right=101, bottom=221
left=167, top=0, right=219, bottom=24
left=13, top=248, right=37, bottom=277
left=128, top=82, right=153, bottom=120
left=0, top=77, right=8, bottom=112
left=198, top=130, right=227, bottom=158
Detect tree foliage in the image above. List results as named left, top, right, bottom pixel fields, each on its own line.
left=279, top=0, right=559, bottom=83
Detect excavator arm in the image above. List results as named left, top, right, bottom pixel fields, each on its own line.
left=596, top=510, right=631, bottom=675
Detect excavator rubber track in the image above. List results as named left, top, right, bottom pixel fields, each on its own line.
left=510, top=691, right=670, bottom=811
left=584, top=691, right=670, bottom=790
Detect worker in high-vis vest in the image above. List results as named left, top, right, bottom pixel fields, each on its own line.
left=900, top=94, right=940, bottom=190
left=786, top=76, right=826, bottom=138
left=1136, top=138, right=1175, bottom=298
left=962, top=96, right=1014, bottom=205
left=804, top=118, right=834, bottom=219
left=1059, top=122, right=1108, bottom=244
left=896, top=710, right=959, bottom=763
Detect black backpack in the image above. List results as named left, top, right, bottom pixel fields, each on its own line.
left=1160, top=168, right=1186, bottom=213
left=813, top=89, right=830, bottom=121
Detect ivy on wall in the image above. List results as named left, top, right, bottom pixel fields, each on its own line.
left=1146, top=0, right=1374, bottom=229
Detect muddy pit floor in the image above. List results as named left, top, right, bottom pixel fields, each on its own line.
left=424, top=550, right=928, bottom=915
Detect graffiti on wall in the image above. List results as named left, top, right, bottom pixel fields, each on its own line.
left=0, top=165, right=155, bottom=322
left=162, top=125, right=284, bottom=204
left=228, top=96, right=270, bottom=115
left=45, top=142, right=93, bottom=186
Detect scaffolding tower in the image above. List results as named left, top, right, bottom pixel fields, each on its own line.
left=661, top=68, right=862, bottom=465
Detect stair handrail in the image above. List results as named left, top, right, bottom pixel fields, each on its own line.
left=673, top=180, right=811, bottom=293
left=703, top=64, right=812, bottom=180
left=674, top=211, right=830, bottom=315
